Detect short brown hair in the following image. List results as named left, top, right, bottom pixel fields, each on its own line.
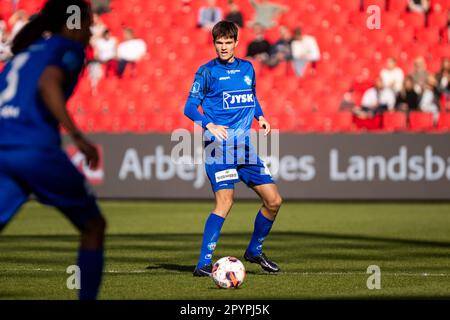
left=212, top=20, right=239, bottom=41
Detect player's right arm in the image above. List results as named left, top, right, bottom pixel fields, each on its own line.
left=38, top=66, right=99, bottom=168
left=184, top=66, right=228, bottom=140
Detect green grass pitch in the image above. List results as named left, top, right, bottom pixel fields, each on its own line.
left=1, top=201, right=450, bottom=299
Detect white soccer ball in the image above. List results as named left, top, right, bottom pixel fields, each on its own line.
left=212, top=256, right=246, bottom=289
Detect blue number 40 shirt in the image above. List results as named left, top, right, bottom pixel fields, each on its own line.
left=0, top=35, right=85, bottom=149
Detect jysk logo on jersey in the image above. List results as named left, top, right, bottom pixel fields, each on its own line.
left=223, top=89, right=255, bottom=109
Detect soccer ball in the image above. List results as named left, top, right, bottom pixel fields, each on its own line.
left=212, top=256, right=246, bottom=289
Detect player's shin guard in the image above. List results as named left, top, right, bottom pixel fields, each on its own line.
left=77, top=249, right=104, bottom=300
left=246, top=210, right=274, bottom=256
left=196, top=213, right=225, bottom=268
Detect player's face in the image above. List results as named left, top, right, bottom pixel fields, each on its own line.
left=214, top=37, right=238, bottom=62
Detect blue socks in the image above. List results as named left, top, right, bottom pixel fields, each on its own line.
left=247, top=210, right=274, bottom=257
left=197, top=213, right=225, bottom=268
left=77, top=249, right=104, bottom=300
left=196, top=210, right=274, bottom=268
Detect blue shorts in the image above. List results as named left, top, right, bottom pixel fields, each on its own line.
left=0, top=147, right=101, bottom=230
left=205, top=156, right=274, bottom=193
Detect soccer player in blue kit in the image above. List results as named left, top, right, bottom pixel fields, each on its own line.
left=0, top=0, right=106, bottom=299
left=184, top=21, right=283, bottom=276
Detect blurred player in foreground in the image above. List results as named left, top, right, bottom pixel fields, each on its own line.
left=0, top=0, right=106, bottom=300
left=184, top=21, right=282, bottom=277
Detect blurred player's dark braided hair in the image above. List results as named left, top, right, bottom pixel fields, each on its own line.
left=212, top=21, right=239, bottom=42
left=12, top=0, right=90, bottom=55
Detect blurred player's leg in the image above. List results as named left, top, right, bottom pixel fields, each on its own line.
left=194, top=189, right=234, bottom=276
left=15, top=148, right=106, bottom=300
left=76, top=215, right=106, bottom=300
left=245, top=183, right=282, bottom=273
left=0, top=161, right=29, bottom=232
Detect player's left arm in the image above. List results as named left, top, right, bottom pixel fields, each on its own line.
left=252, top=67, right=271, bottom=136
left=40, top=48, right=99, bottom=168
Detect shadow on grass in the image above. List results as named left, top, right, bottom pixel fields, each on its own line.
left=0, top=291, right=31, bottom=299
left=1, top=231, right=449, bottom=270
left=1, top=231, right=449, bottom=247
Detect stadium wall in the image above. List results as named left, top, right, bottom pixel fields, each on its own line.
left=64, top=133, right=450, bottom=200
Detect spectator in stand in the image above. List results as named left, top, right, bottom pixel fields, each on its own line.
left=0, top=15, right=6, bottom=37
left=357, top=78, right=396, bottom=118
left=246, top=23, right=271, bottom=65
left=116, top=28, right=147, bottom=78
left=0, top=30, right=12, bottom=62
left=395, top=76, right=420, bottom=112
left=225, top=0, right=244, bottom=28
left=345, top=68, right=373, bottom=109
left=409, top=56, right=429, bottom=94
left=90, top=13, right=107, bottom=41
left=0, top=16, right=7, bottom=61
left=8, top=9, right=28, bottom=40
left=249, top=0, right=288, bottom=28
left=198, top=0, right=223, bottom=30
left=267, top=25, right=292, bottom=68
left=407, top=0, right=430, bottom=13
left=447, top=10, right=450, bottom=43
left=94, top=29, right=118, bottom=77
left=86, top=14, right=107, bottom=91
left=380, top=57, right=405, bottom=93
left=290, top=27, right=320, bottom=78
left=12, top=0, right=19, bottom=12
left=419, top=75, right=440, bottom=122
left=435, top=57, right=450, bottom=98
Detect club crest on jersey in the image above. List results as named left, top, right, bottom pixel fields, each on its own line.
left=223, top=89, right=255, bottom=109
left=244, top=75, right=252, bottom=86
left=191, top=82, right=200, bottom=93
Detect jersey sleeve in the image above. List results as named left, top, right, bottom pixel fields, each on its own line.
left=188, top=66, right=210, bottom=101
left=252, top=65, right=264, bottom=120
left=184, top=66, right=212, bottom=129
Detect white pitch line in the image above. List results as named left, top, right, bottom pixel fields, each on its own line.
left=0, top=269, right=449, bottom=277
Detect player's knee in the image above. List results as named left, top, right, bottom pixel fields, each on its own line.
left=83, top=215, right=107, bottom=236
left=215, top=198, right=234, bottom=216
left=222, top=198, right=234, bottom=211
left=265, top=195, right=282, bottom=213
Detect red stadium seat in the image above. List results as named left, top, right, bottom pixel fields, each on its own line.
left=437, top=113, right=450, bottom=132
left=382, top=112, right=407, bottom=132
left=415, top=27, right=441, bottom=44
left=388, top=0, right=408, bottom=12
left=322, top=10, right=349, bottom=28
left=409, top=111, right=434, bottom=131
left=363, top=0, right=387, bottom=11
left=333, top=0, right=362, bottom=12
left=429, top=44, right=450, bottom=61
left=400, top=43, right=429, bottom=61
left=385, top=27, right=414, bottom=46
left=331, top=112, right=355, bottom=132
left=349, top=12, right=369, bottom=28
left=300, top=112, right=333, bottom=132
left=398, top=13, right=426, bottom=29
left=428, top=12, right=448, bottom=29
left=363, top=28, right=387, bottom=44
left=382, top=12, right=401, bottom=30
left=353, top=114, right=383, bottom=131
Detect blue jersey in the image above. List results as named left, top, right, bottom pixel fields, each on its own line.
left=0, top=35, right=85, bottom=149
left=184, top=58, right=273, bottom=191
left=185, top=57, right=264, bottom=132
